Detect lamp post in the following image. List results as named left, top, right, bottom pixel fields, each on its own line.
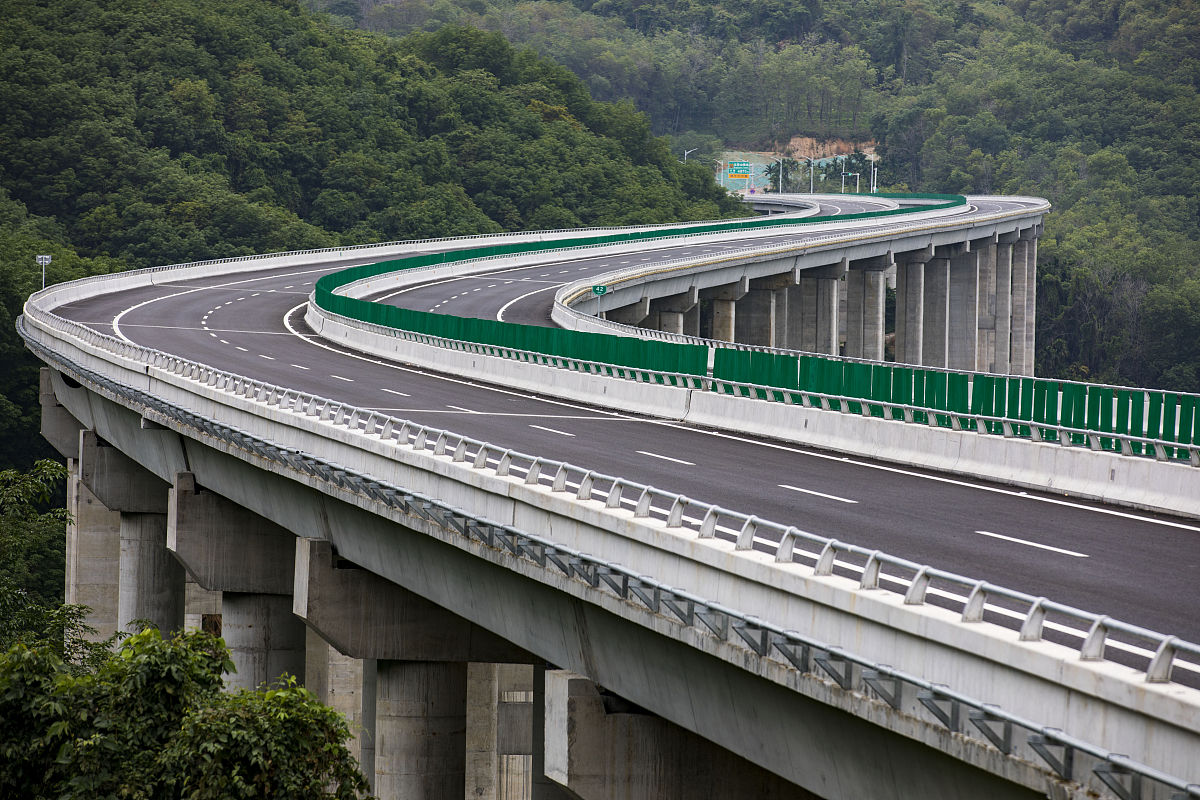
left=771, top=156, right=785, bottom=193
left=682, top=148, right=697, bottom=162
left=36, top=255, right=52, bottom=289
left=807, top=157, right=815, bottom=193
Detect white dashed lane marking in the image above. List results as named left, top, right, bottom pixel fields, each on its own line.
left=636, top=450, right=695, bottom=466
left=778, top=484, right=858, bottom=504
left=529, top=424, right=575, bottom=437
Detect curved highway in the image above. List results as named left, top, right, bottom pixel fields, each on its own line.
left=47, top=196, right=1200, bottom=651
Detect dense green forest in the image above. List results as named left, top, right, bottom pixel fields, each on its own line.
left=0, top=0, right=740, bottom=471
left=309, top=0, right=1200, bottom=392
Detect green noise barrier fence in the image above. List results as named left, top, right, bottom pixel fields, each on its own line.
left=315, top=194, right=1198, bottom=461
left=708, top=348, right=1200, bottom=459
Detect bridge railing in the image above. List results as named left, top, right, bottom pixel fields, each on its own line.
left=18, top=300, right=1200, bottom=799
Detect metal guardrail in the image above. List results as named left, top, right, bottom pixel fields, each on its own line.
left=18, top=310, right=1200, bottom=800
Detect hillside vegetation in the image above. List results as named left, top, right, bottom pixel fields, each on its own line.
left=314, top=0, right=1200, bottom=391
left=0, top=0, right=740, bottom=469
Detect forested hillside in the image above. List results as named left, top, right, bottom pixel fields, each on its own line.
left=313, top=0, right=1200, bottom=392
left=0, top=0, right=740, bottom=470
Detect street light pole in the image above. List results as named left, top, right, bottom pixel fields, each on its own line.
left=36, top=254, right=52, bottom=289
left=683, top=147, right=697, bottom=162
left=771, top=157, right=785, bottom=192
left=808, top=158, right=815, bottom=193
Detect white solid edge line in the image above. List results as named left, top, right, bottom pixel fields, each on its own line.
left=976, top=530, right=1089, bottom=558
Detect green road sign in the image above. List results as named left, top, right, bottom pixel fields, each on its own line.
left=592, top=285, right=608, bottom=296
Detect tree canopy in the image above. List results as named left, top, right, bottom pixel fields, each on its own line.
left=0, top=0, right=743, bottom=470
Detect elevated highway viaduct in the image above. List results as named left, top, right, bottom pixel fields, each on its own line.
left=22, top=195, right=1200, bottom=800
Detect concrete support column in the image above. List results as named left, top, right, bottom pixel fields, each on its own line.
left=845, top=255, right=891, bottom=361
left=307, top=631, right=377, bottom=789
left=1010, top=237, right=1030, bottom=375
left=734, top=289, right=776, bottom=346
left=65, top=456, right=121, bottom=642
left=894, top=255, right=927, bottom=365
left=948, top=249, right=980, bottom=371
left=376, top=660, right=468, bottom=800
left=658, top=311, right=684, bottom=335
left=223, top=592, right=307, bottom=690
left=863, top=268, right=886, bottom=361
left=994, top=235, right=1015, bottom=374
left=1025, top=234, right=1039, bottom=376
left=816, top=276, right=840, bottom=355
left=699, top=277, right=747, bottom=343
left=467, top=663, right=535, bottom=800
left=649, top=288, right=698, bottom=339
left=118, top=512, right=185, bottom=635
left=974, top=239, right=998, bottom=372
left=922, top=256, right=951, bottom=368
left=77, top=431, right=182, bottom=637
left=771, top=287, right=789, bottom=347
left=710, top=299, right=735, bottom=341
left=785, top=279, right=818, bottom=351
left=844, top=269, right=866, bottom=358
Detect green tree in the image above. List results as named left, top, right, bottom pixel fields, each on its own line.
left=0, top=460, right=70, bottom=603
left=0, top=625, right=370, bottom=800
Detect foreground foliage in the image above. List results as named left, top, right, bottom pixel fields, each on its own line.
left=0, top=619, right=370, bottom=800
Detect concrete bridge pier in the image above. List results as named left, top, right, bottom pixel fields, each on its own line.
left=948, top=245, right=980, bottom=371
left=65, top=456, right=122, bottom=642
left=993, top=232, right=1017, bottom=374
left=1012, top=229, right=1038, bottom=376
left=78, top=430, right=184, bottom=636
left=699, top=277, right=748, bottom=342
left=167, top=471, right=306, bottom=690
left=844, top=255, right=892, bottom=360
left=973, top=234, right=999, bottom=372
left=921, top=247, right=955, bottom=368
left=293, top=537, right=539, bottom=800
left=895, top=247, right=931, bottom=365
left=648, top=287, right=699, bottom=337
left=783, top=263, right=843, bottom=354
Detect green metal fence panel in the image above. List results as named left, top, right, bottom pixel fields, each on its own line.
left=1147, top=392, right=1164, bottom=447
left=1178, top=396, right=1196, bottom=450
